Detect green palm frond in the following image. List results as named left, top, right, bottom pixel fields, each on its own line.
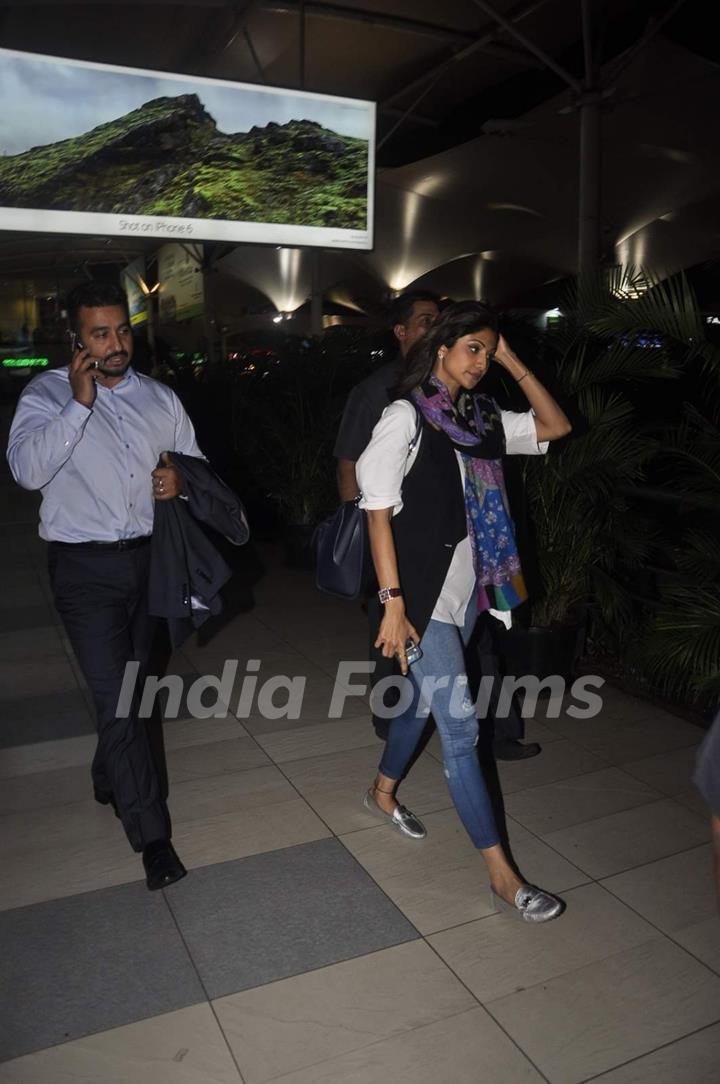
left=635, top=585, right=720, bottom=702
left=576, top=268, right=704, bottom=353
left=566, top=340, right=680, bottom=391
left=675, top=529, right=720, bottom=580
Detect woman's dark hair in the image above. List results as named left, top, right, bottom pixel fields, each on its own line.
left=66, top=281, right=129, bottom=333
left=394, top=300, right=499, bottom=397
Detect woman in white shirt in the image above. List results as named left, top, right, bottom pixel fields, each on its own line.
left=356, top=301, right=572, bottom=922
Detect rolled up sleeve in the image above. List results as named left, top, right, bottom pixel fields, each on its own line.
left=7, top=384, right=92, bottom=490
left=501, top=410, right=549, bottom=456
left=356, top=401, right=416, bottom=514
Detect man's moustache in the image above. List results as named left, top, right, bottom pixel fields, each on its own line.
left=102, top=353, right=129, bottom=363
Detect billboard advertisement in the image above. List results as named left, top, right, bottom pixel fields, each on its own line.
left=0, top=48, right=375, bottom=250
left=158, top=244, right=204, bottom=322
left=122, top=257, right=148, bottom=327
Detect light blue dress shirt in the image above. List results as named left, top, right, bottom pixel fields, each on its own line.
left=7, top=366, right=203, bottom=542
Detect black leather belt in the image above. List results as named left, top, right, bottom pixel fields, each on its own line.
left=51, top=536, right=152, bottom=551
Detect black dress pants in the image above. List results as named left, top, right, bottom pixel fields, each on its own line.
left=48, top=542, right=171, bottom=852
left=470, top=611, right=524, bottom=741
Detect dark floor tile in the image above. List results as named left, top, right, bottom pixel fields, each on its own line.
left=0, top=628, right=67, bottom=663
left=0, top=695, right=94, bottom=748
left=166, top=837, right=419, bottom=1000
left=0, top=604, right=58, bottom=632
left=0, top=883, right=206, bottom=1062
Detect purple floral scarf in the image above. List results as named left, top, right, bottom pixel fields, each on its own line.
left=410, top=376, right=528, bottom=610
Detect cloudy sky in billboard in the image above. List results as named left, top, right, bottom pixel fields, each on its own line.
left=0, top=49, right=373, bottom=157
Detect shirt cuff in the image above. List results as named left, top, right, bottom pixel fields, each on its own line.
left=501, top=410, right=549, bottom=455
left=358, top=495, right=404, bottom=513
left=60, top=397, right=93, bottom=427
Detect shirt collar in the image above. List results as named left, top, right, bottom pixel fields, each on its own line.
left=95, top=366, right=140, bottom=392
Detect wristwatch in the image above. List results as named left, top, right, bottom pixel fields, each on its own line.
left=378, top=587, right=403, bottom=604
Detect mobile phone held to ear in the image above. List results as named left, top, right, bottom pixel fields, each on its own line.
left=71, top=333, right=97, bottom=366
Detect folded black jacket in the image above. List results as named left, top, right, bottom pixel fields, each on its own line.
left=148, top=453, right=249, bottom=647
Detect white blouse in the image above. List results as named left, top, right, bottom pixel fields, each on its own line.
left=356, top=399, right=548, bottom=627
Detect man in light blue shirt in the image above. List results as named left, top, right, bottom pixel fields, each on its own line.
left=7, top=280, right=203, bottom=890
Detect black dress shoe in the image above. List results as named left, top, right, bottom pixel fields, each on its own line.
left=142, top=840, right=187, bottom=891
left=494, top=739, right=542, bottom=760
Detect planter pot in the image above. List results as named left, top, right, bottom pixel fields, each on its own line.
left=496, top=622, right=584, bottom=685
left=282, top=523, right=316, bottom=570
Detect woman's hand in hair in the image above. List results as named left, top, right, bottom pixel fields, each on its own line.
left=492, top=334, right=572, bottom=441
left=491, top=334, right=523, bottom=374
left=375, top=600, right=420, bottom=677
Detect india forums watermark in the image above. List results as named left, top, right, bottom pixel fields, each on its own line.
left=117, top=658, right=606, bottom=721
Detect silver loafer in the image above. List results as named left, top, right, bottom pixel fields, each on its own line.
left=362, top=789, right=427, bottom=839
left=493, top=884, right=565, bottom=923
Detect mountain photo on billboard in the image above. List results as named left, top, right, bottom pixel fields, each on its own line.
left=0, top=92, right=369, bottom=230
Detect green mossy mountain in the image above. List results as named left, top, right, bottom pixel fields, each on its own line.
left=0, top=93, right=369, bottom=230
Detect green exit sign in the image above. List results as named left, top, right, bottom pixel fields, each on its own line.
left=2, top=357, right=49, bottom=368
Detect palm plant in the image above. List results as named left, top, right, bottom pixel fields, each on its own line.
left=632, top=405, right=720, bottom=709
left=522, top=267, right=706, bottom=648
left=230, top=339, right=349, bottom=528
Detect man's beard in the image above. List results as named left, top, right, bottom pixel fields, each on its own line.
left=97, top=353, right=130, bottom=375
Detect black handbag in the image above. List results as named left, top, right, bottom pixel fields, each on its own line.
left=314, top=497, right=369, bottom=599
left=314, top=406, right=422, bottom=600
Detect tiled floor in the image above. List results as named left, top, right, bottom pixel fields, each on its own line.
left=1, top=450, right=718, bottom=1083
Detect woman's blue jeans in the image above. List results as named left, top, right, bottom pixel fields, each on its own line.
left=378, top=605, right=500, bottom=850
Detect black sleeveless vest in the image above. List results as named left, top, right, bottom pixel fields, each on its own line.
left=389, top=414, right=468, bottom=640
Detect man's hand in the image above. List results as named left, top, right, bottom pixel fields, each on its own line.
left=151, top=451, right=183, bottom=501
left=69, top=346, right=98, bottom=409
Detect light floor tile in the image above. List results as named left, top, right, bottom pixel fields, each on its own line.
left=428, top=882, right=657, bottom=1003
left=541, top=688, right=657, bottom=737
left=521, top=716, right=565, bottom=744
left=587, top=1022, right=720, bottom=1084
left=542, top=798, right=709, bottom=879
left=167, top=736, right=270, bottom=782
left=568, top=715, right=702, bottom=764
left=0, top=627, right=67, bottom=663
left=280, top=744, right=450, bottom=836
left=504, top=767, right=661, bottom=835
left=340, top=810, right=495, bottom=935
left=0, top=1004, right=241, bottom=1083
left=170, top=767, right=332, bottom=870
left=0, top=767, right=329, bottom=909
left=0, top=762, right=92, bottom=816
left=487, top=937, right=720, bottom=1084
left=253, top=716, right=382, bottom=764
left=602, top=845, right=716, bottom=936
left=341, top=809, right=586, bottom=936
left=674, top=786, right=710, bottom=817
left=0, top=658, right=82, bottom=698
left=2, top=1001, right=241, bottom=1084
left=602, top=844, right=720, bottom=972
left=496, top=738, right=609, bottom=795
left=213, top=940, right=474, bottom=1084
left=620, top=744, right=700, bottom=796
left=236, top=1007, right=544, bottom=1084
left=675, top=918, right=720, bottom=974
left=162, top=716, right=250, bottom=750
